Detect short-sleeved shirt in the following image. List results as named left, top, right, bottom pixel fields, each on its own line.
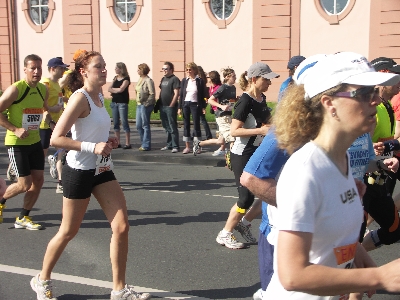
left=111, top=76, right=130, bottom=104
left=348, top=133, right=375, bottom=181
left=40, top=77, right=63, bottom=129
left=212, top=84, right=236, bottom=117
left=391, top=93, right=400, bottom=121
left=231, top=92, right=271, bottom=156
left=160, top=74, right=180, bottom=106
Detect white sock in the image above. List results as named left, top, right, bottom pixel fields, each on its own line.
left=111, top=288, right=125, bottom=295
left=241, top=217, right=251, bottom=226
left=222, top=229, right=232, bottom=235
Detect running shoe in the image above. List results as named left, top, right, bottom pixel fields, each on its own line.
left=0, top=203, right=6, bottom=224
left=193, top=140, right=200, bottom=156
left=171, top=148, right=179, bottom=153
left=253, top=288, right=263, bottom=300
left=161, top=146, right=170, bottom=151
left=30, top=273, right=57, bottom=300
left=235, top=221, right=257, bottom=243
left=212, top=149, right=225, bottom=156
left=48, top=155, right=58, bottom=179
left=111, top=284, right=151, bottom=300
left=56, top=184, right=63, bottom=194
left=6, top=164, right=16, bottom=181
left=216, top=230, right=245, bottom=249
left=14, top=216, right=43, bottom=230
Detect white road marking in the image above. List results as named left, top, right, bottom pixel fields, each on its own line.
left=148, top=189, right=238, bottom=198
left=0, top=264, right=212, bottom=299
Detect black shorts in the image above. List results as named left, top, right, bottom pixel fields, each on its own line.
left=62, top=164, right=116, bottom=199
left=7, top=141, right=45, bottom=177
left=39, top=128, right=52, bottom=150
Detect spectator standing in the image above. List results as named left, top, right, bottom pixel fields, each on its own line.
left=178, top=62, right=206, bottom=154
left=159, top=62, right=180, bottom=153
left=108, top=62, right=131, bottom=149
left=135, top=63, right=155, bottom=151
left=197, top=66, right=213, bottom=140
left=40, top=57, right=69, bottom=194
left=0, top=54, right=49, bottom=229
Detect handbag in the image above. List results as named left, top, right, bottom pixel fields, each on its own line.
left=153, top=99, right=161, bottom=113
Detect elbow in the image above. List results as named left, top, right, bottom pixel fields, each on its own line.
left=279, top=273, right=299, bottom=292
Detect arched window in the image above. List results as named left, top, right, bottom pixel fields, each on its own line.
left=203, top=0, right=244, bottom=29
left=107, top=0, right=143, bottom=31
left=21, top=0, right=55, bottom=33
left=315, top=0, right=356, bottom=25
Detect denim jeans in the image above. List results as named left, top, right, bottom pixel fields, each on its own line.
left=136, top=104, right=154, bottom=150
left=110, top=102, right=130, bottom=132
left=182, top=101, right=201, bottom=142
left=160, top=105, right=179, bottom=149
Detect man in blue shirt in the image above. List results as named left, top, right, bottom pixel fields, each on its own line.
left=277, top=55, right=305, bottom=102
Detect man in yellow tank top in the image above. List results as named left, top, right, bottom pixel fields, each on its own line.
left=40, top=57, right=69, bottom=194
left=0, top=54, right=50, bottom=230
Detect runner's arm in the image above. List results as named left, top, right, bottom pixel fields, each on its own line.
left=240, top=171, right=277, bottom=206
left=0, top=85, right=22, bottom=133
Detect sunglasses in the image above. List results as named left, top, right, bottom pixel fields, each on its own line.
left=162, top=67, right=169, bottom=71
left=334, top=86, right=378, bottom=103
left=186, top=69, right=193, bottom=71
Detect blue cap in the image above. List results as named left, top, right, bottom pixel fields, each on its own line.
left=47, top=57, right=69, bottom=68
left=287, top=55, right=306, bottom=70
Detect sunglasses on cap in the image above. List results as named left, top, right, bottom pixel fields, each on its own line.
left=333, top=86, right=378, bottom=103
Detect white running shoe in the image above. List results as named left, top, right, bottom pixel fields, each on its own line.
left=235, top=221, right=257, bottom=243
left=111, top=284, right=151, bottom=300
left=253, top=288, right=263, bottom=300
left=216, top=230, right=245, bottom=249
left=212, top=149, right=225, bottom=156
left=48, top=155, right=58, bottom=179
left=30, top=273, right=57, bottom=300
left=6, top=164, right=16, bottom=181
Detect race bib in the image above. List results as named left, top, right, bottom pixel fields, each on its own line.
left=95, top=154, right=114, bottom=176
left=58, top=92, right=64, bottom=106
left=329, top=242, right=358, bottom=300
left=22, top=108, right=43, bottom=130
left=253, top=134, right=264, bottom=146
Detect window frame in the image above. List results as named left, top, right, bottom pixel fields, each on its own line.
left=202, top=0, right=244, bottom=29
left=315, top=0, right=356, bottom=25
left=107, top=0, right=143, bottom=31
left=21, top=0, right=55, bottom=33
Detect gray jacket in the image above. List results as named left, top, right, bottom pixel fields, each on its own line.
left=138, top=76, right=156, bottom=107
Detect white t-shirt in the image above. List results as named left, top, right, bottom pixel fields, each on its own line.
left=265, top=142, right=363, bottom=300
left=184, top=77, right=198, bottom=102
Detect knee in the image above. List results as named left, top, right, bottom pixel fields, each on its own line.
left=111, top=220, right=130, bottom=237
left=17, top=177, right=34, bottom=192
left=236, top=186, right=255, bottom=210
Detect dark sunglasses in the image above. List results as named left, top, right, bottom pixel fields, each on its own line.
left=161, top=67, right=169, bottom=71
left=334, top=86, right=378, bottom=102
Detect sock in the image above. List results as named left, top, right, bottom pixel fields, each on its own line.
left=0, top=198, right=7, bottom=205
left=58, top=180, right=62, bottom=186
left=222, top=228, right=231, bottom=235
left=19, top=209, right=30, bottom=219
left=241, top=217, right=251, bottom=226
left=111, top=288, right=125, bottom=295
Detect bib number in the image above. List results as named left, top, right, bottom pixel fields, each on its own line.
left=22, top=108, right=43, bottom=130
left=253, top=135, right=264, bottom=146
left=95, top=154, right=114, bottom=175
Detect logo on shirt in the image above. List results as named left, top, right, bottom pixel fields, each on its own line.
left=340, top=188, right=357, bottom=204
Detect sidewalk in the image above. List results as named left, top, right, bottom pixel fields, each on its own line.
left=0, top=122, right=227, bottom=167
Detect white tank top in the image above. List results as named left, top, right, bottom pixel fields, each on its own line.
left=66, top=89, right=111, bottom=170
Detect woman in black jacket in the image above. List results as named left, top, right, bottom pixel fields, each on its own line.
left=178, top=62, right=205, bottom=154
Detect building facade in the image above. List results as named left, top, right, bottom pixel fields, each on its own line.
left=0, top=0, right=399, bottom=101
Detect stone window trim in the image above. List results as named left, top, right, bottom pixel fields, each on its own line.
left=21, top=0, right=55, bottom=33
left=107, top=0, right=143, bottom=31
left=202, top=0, right=244, bottom=29
left=314, top=0, right=356, bottom=25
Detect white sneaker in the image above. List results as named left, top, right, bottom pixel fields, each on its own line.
left=160, top=146, right=169, bottom=151
left=235, top=221, right=257, bottom=243
left=56, top=184, right=63, bottom=194
left=253, top=288, right=263, bottom=300
left=171, top=148, right=179, bottom=153
left=212, top=149, right=225, bottom=156
left=111, top=284, right=151, bottom=300
left=48, top=155, right=58, bottom=179
left=216, top=230, right=245, bottom=249
left=6, top=163, right=16, bottom=181
left=30, top=274, right=57, bottom=300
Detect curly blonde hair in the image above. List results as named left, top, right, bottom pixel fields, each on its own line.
left=273, top=83, right=347, bottom=154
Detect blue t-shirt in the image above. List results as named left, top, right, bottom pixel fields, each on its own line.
left=277, top=76, right=292, bottom=102
left=348, top=133, right=375, bottom=181
left=244, top=130, right=290, bottom=235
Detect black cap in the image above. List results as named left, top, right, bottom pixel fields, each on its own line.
left=47, top=57, right=69, bottom=68
left=370, top=57, right=400, bottom=73
left=287, top=55, right=306, bottom=70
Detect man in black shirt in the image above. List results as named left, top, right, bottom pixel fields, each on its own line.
left=159, top=62, right=181, bottom=152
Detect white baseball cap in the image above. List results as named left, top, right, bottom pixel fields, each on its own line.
left=293, top=54, right=328, bottom=85
left=303, top=52, right=400, bottom=99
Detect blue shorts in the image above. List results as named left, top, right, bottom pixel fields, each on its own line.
left=258, top=230, right=274, bottom=291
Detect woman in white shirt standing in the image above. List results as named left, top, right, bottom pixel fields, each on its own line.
left=30, top=51, right=151, bottom=300
left=178, top=62, right=205, bottom=154
left=266, top=52, right=400, bottom=299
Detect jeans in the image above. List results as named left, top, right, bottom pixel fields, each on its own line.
left=110, top=102, right=130, bottom=132
left=183, top=101, right=201, bottom=142
left=193, top=113, right=212, bottom=140
left=160, top=105, right=179, bottom=149
left=136, top=104, right=154, bottom=150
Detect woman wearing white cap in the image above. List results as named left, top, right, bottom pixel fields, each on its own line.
left=216, top=62, right=279, bottom=249
left=265, top=52, right=400, bottom=299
